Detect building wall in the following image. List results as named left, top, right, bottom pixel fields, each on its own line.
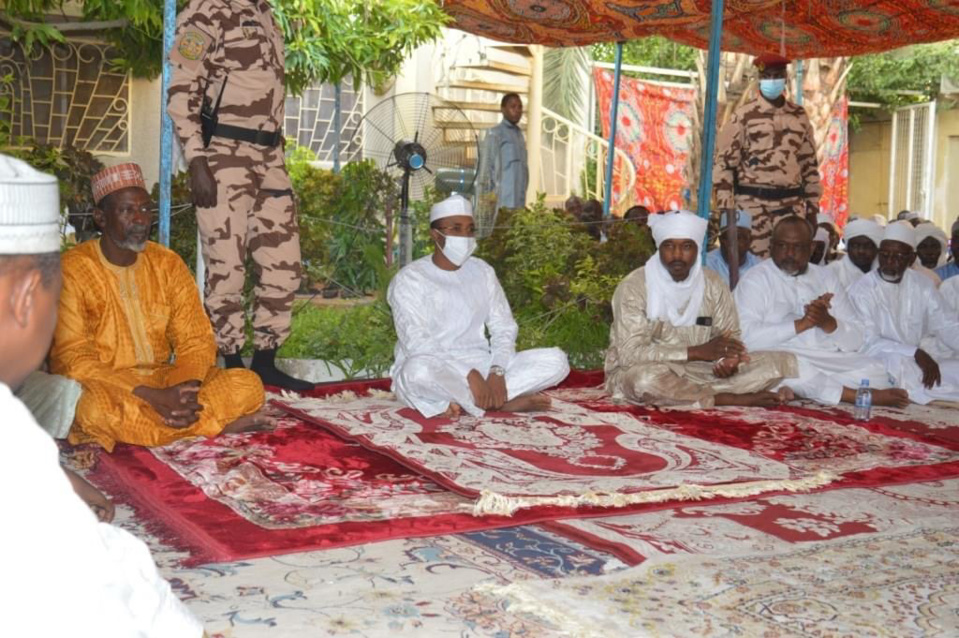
left=849, top=108, right=959, bottom=230
left=104, top=76, right=163, bottom=187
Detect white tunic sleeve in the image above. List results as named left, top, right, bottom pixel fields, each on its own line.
left=484, top=265, right=518, bottom=369
left=925, top=285, right=959, bottom=354
left=821, top=268, right=865, bottom=352
left=848, top=276, right=920, bottom=358
left=387, top=271, right=440, bottom=358
left=735, top=266, right=798, bottom=350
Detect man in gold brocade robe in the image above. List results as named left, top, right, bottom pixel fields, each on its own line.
left=50, top=163, right=271, bottom=451
left=605, top=210, right=798, bottom=408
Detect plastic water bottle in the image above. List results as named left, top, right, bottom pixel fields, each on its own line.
left=854, top=379, right=872, bottom=421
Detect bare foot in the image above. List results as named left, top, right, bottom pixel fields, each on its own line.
left=440, top=403, right=463, bottom=419
left=714, top=391, right=786, bottom=407
left=500, top=393, right=552, bottom=413
left=223, top=410, right=276, bottom=434
left=872, top=388, right=910, bottom=408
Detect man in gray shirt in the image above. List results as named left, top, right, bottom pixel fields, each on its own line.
left=480, top=93, right=529, bottom=211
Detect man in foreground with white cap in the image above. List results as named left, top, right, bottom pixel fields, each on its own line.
left=704, top=209, right=761, bottom=286
left=388, top=194, right=569, bottom=418
left=848, top=221, right=959, bottom=404
left=736, top=216, right=908, bottom=408
left=0, top=154, right=203, bottom=636
left=605, top=210, right=797, bottom=408
left=827, top=217, right=884, bottom=291
left=49, top=162, right=270, bottom=451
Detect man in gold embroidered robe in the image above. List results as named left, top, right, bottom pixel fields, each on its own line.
left=605, top=210, right=798, bottom=408
left=50, top=163, right=270, bottom=451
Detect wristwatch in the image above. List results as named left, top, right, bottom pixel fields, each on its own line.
left=489, top=365, right=505, bottom=377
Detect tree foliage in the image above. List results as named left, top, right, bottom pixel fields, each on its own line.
left=846, top=41, right=959, bottom=107
left=1, top=0, right=448, bottom=95
left=543, top=46, right=590, bottom=121
left=592, top=37, right=698, bottom=73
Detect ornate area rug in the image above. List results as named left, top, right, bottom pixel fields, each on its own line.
left=544, top=478, right=959, bottom=565
left=277, top=386, right=959, bottom=516
left=483, top=525, right=959, bottom=637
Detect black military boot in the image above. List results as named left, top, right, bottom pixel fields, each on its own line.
left=251, top=348, right=314, bottom=392
left=222, top=349, right=246, bottom=369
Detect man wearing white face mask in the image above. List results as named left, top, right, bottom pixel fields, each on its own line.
left=387, top=194, right=570, bottom=419
left=714, top=54, right=822, bottom=259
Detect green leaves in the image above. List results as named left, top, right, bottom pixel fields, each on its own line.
left=847, top=41, right=959, bottom=108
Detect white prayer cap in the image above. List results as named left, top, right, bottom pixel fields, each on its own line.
left=843, top=218, right=884, bottom=247
left=720, top=209, right=751, bottom=230
left=429, top=194, right=473, bottom=223
left=915, top=222, right=947, bottom=249
left=882, top=220, right=917, bottom=249
left=871, top=214, right=887, bottom=227
left=0, top=153, right=60, bottom=254
left=813, top=227, right=829, bottom=244
left=649, top=210, right=708, bottom=250
left=897, top=210, right=919, bottom=221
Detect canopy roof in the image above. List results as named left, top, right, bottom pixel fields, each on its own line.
left=443, top=0, right=959, bottom=57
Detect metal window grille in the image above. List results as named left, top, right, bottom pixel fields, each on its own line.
left=284, top=80, right=363, bottom=164
left=0, top=39, right=130, bottom=154
left=888, top=101, right=937, bottom=218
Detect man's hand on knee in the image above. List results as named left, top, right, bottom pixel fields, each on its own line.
left=134, top=380, right=204, bottom=428
left=467, top=369, right=493, bottom=410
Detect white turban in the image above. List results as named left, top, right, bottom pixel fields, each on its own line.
left=915, top=223, right=949, bottom=266
left=871, top=214, right=887, bottom=227
left=645, top=210, right=707, bottom=328
left=844, top=218, right=884, bottom=247
left=429, top=194, right=473, bottom=223
left=813, top=227, right=829, bottom=244
left=882, top=220, right=917, bottom=249
left=0, top=153, right=61, bottom=254
left=649, top=210, right=708, bottom=251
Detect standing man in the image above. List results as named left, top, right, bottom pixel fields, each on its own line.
left=168, top=0, right=312, bottom=391
left=480, top=93, right=529, bottom=213
left=714, top=54, right=822, bottom=258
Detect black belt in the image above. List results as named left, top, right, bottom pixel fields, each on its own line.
left=736, top=184, right=805, bottom=200
left=212, top=123, right=282, bottom=148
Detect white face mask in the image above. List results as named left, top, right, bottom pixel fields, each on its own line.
left=439, top=233, right=477, bottom=267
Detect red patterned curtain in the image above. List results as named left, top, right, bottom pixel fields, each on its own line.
left=818, top=97, right=850, bottom=228
left=593, top=69, right=695, bottom=213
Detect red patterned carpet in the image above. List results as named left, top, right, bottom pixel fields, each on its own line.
left=81, top=374, right=959, bottom=567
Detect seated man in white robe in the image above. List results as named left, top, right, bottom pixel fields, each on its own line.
left=704, top=209, right=761, bottom=286
left=736, top=216, right=908, bottom=407
left=827, top=217, right=883, bottom=291
left=606, top=210, right=797, bottom=408
left=848, top=221, right=959, bottom=404
left=388, top=195, right=570, bottom=418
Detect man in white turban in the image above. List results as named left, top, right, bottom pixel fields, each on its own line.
left=605, top=210, right=797, bottom=408
left=916, top=222, right=949, bottom=270
left=810, top=226, right=830, bottom=265
left=736, top=216, right=908, bottom=408
left=848, top=221, right=959, bottom=404
left=387, top=194, right=569, bottom=418
left=827, top=217, right=884, bottom=291
left=0, top=154, right=203, bottom=636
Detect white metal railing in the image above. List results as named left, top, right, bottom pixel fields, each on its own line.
left=539, top=106, right=636, bottom=214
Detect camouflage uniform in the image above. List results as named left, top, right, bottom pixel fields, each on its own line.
left=713, top=95, right=822, bottom=257
left=167, top=0, right=300, bottom=353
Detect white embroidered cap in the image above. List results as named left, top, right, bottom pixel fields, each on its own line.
left=0, top=153, right=60, bottom=254
left=843, top=218, right=884, bottom=247
left=429, top=194, right=473, bottom=223
left=882, top=220, right=917, bottom=250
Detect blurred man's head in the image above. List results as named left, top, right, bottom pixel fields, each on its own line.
left=717, top=210, right=752, bottom=266
left=564, top=195, right=583, bottom=218
left=581, top=199, right=603, bottom=240
left=0, top=154, right=63, bottom=390
left=624, top=205, right=650, bottom=228
left=501, top=93, right=523, bottom=125
left=771, top=216, right=813, bottom=277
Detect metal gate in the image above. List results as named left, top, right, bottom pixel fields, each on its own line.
left=888, top=102, right=937, bottom=219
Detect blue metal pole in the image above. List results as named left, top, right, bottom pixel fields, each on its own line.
left=696, top=0, right=725, bottom=228
left=602, top=41, right=624, bottom=219
left=796, top=59, right=804, bottom=106
left=158, top=0, right=176, bottom=246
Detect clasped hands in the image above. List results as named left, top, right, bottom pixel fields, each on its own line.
left=689, top=331, right=749, bottom=379
left=795, top=293, right=838, bottom=335
left=134, top=380, right=203, bottom=428
left=467, top=369, right=508, bottom=411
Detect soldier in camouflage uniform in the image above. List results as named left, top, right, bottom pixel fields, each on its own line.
left=713, top=54, right=821, bottom=259
left=167, top=0, right=312, bottom=391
